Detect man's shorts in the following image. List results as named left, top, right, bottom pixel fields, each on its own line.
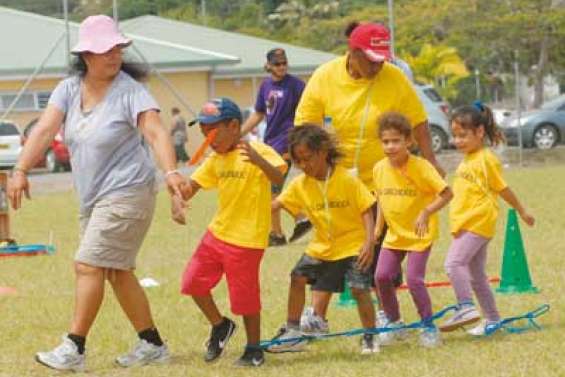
left=291, top=254, right=373, bottom=293
left=181, top=230, right=265, bottom=316
left=271, top=159, right=292, bottom=195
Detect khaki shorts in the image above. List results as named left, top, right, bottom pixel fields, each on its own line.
left=76, top=185, right=156, bottom=270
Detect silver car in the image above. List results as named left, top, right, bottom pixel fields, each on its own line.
left=0, top=121, right=22, bottom=168
left=415, top=84, right=451, bottom=153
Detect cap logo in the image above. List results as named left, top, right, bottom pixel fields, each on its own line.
left=202, top=102, right=221, bottom=116
left=370, top=37, right=390, bottom=47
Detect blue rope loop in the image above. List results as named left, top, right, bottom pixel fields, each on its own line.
left=484, top=304, right=550, bottom=336
left=0, top=244, right=56, bottom=255
left=259, top=304, right=459, bottom=349
left=260, top=304, right=550, bottom=349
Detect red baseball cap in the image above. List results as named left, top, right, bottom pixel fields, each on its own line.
left=348, top=23, right=391, bottom=62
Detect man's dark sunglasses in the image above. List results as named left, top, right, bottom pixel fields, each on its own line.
left=272, top=61, right=288, bottom=67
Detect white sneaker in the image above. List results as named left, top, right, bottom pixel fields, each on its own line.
left=35, top=335, right=85, bottom=372
left=360, top=334, right=380, bottom=355
left=115, top=339, right=170, bottom=368
left=300, top=307, right=329, bottom=336
left=439, top=304, right=481, bottom=332
left=420, top=326, right=442, bottom=348
left=376, top=310, right=388, bottom=328
left=266, top=326, right=307, bottom=353
left=378, top=320, right=409, bottom=346
left=467, top=320, right=500, bottom=337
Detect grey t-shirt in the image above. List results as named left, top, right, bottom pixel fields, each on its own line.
left=49, top=71, right=159, bottom=213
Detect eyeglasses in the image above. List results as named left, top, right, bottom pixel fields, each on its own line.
left=272, top=61, right=288, bottom=67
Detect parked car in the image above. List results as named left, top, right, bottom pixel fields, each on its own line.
left=500, top=95, right=565, bottom=149
left=22, top=118, right=71, bottom=172
left=414, top=84, right=451, bottom=153
left=0, top=121, right=22, bottom=169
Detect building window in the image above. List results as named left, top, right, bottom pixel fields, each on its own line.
left=0, top=92, right=52, bottom=111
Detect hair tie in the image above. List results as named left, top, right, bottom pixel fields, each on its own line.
left=473, top=100, right=484, bottom=112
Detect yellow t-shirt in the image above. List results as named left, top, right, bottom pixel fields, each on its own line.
left=373, top=155, right=448, bottom=251
left=278, top=166, right=376, bottom=261
left=450, top=148, right=507, bottom=238
left=295, top=56, right=427, bottom=191
left=191, top=141, right=287, bottom=249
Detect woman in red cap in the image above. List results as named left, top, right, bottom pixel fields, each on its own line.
left=9, top=15, right=184, bottom=371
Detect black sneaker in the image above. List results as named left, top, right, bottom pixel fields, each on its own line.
left=268, top=233, right=287, bottom=247
left=288, top=220, right=312, bottom=243
left=204, top=318, right=236, bottom=362
left=235, top=346, right=264, bottom=367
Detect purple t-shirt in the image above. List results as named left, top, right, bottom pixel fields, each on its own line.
left=255, top=74, right=305, bottom=156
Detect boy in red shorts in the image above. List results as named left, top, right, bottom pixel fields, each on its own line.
left=172, top=97, right=287, bottom=367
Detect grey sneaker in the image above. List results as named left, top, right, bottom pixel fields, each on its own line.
left=115, top=339, right=170, bottom=368
left=35, top=335, right=85, bottom=372
left=360, top=334, right=380, bottom=355
left=378, top=320, right=409, bottom=346
left=467, top=320, right=500, bottom=336
left=420, top=326, right=442, bottom=348
left=300, top=307, right=329, bottom=336
left=439, top=303, right=481, bottom=332
left=376, top=310, right=388, bottom=328
left=266, top=326, right=307, bottom=353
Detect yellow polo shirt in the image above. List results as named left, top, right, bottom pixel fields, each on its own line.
left=450, top=148, right=507, bottom=238
left=191, top=141, right=287, bottom=249
left=278, top=166, right=376, bottom=261
left=295, top=56, right=427, bottom=190
left=373, top=155, right=447, bottom=251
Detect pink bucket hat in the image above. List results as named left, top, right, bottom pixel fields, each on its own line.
left=71, top=15, right=131, bottom=55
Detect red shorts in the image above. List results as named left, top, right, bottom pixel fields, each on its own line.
left=181, top=230, right=265, bottom=316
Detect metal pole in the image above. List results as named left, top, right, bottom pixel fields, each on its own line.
left=0, top=33, right=66, bottom=122
left=514, top=50, right=523, bottom=167
left=131, top=44, right=196, bottom=116
left=387, top=0, right=395, bottom=58
left=475, top=68, right=481, bottom=99
left=201, top=0, right=207, bottom=25
left=63, top=0, right=71, bottom=69
left=113, top=0, right=119, bottom=23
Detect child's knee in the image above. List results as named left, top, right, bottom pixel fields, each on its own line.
left=375, top=270, right=393, bottom=285
left=290, top=274, right=307, bottom=288
left=350, top=287, right=369, bottom=300
left=406, top=275, right=425, bottom=290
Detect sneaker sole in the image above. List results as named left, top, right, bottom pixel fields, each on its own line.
left=439, top=316, right=481, bottom=332
left=205, top=322, right=237, bottom=363
left=115, top=352, right=171, bottom=368
left=35, top=354, right=85, bottom=372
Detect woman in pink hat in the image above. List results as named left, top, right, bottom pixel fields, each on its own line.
left=8, top=15, right=185, bottom=372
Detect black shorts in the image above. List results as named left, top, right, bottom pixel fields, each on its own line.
left=291, top=254, right=373, bottom=293
left=271, top=159, right=292, bottom=195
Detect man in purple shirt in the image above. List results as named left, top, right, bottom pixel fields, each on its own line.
left=241, top=48, right=311, bottom=246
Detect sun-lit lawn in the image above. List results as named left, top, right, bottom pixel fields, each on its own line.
left=0, top=163, right=564, bottom=376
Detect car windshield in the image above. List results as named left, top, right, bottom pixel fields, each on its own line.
left=0, top=123, right=19, bottom=136
left=423, top=87, right=443, bottom=103
left=541, top=95, right=565, bottom=111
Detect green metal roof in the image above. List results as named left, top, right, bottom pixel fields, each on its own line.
left=121, top=15, right=337, bottom=76
left=0, top=7, right=238, bottom=78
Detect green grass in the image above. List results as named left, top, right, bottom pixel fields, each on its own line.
left=1, top=164, right=564, bottom=376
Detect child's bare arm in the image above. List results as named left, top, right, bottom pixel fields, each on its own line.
left=374, top=202, right=385, bottom=241
left=415, top=186, right=453, bottom=238
left=357, top=208, right=376, bottom=271
left=238, top=141, right=285, bottom=185
left=499, top=187, right=535, bottom=226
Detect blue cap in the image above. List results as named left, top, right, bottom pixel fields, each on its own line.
left=189, top=97, right=242, bottom=126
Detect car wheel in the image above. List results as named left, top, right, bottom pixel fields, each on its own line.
left=429, top=125, right=447, bottom=153
left=45, top=149, right=60, bottom=173
left=533, top=124, right=558, bottom=150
